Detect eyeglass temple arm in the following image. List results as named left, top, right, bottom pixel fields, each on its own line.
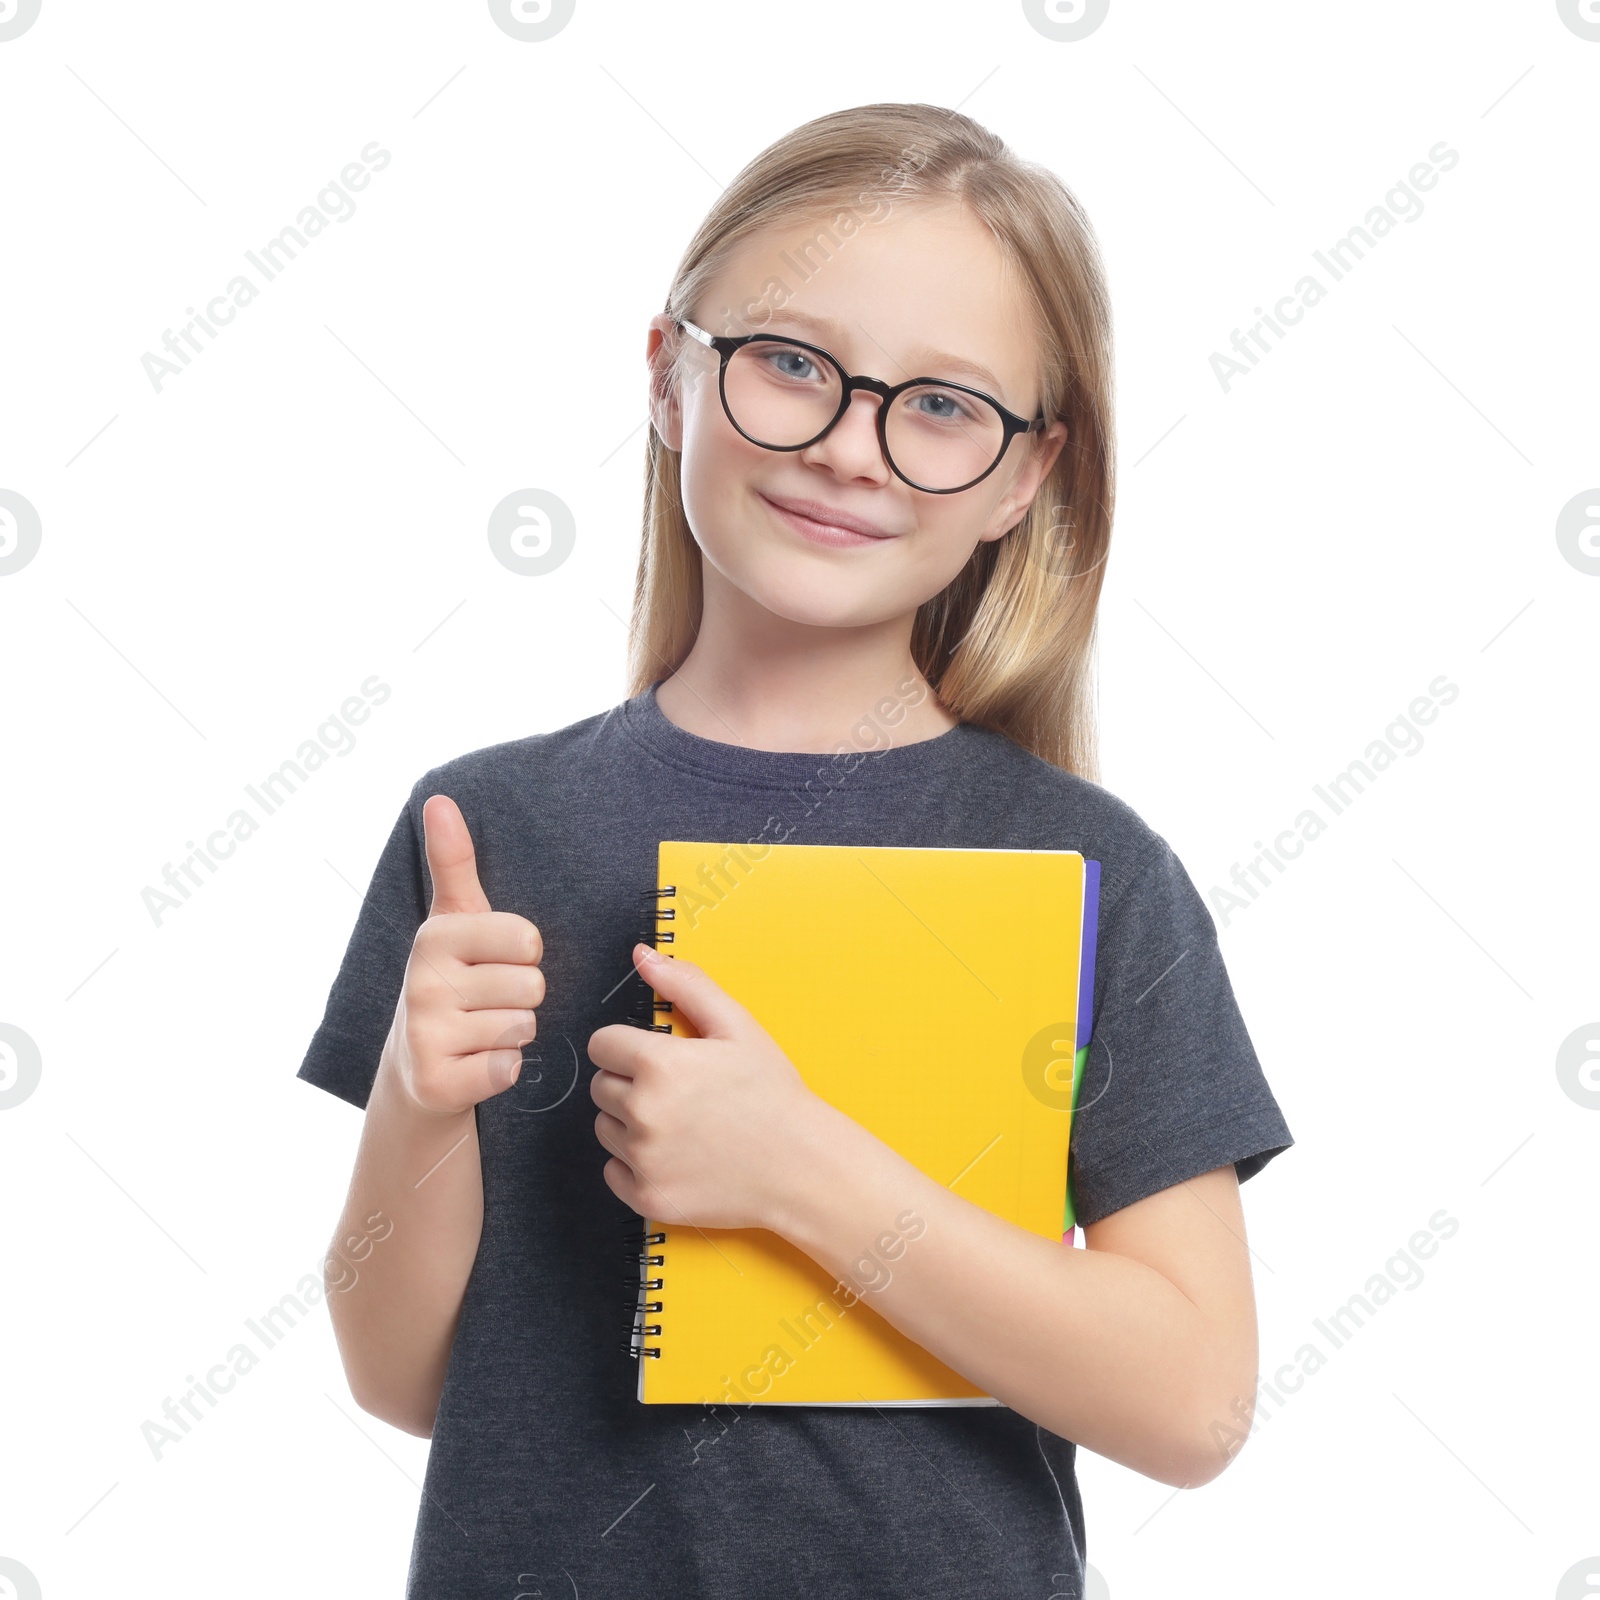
left=675, top=318, right=717, bottom=349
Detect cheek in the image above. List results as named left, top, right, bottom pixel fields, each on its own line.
left=678, top=397, right=757, bottom=547
left=915, top=495, right=1001, bottom=561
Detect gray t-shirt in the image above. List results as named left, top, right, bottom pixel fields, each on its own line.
left=297, top=680, right=1293, bottom=1599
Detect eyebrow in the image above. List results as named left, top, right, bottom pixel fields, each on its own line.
left=757, top=308, right=1009, bottom=399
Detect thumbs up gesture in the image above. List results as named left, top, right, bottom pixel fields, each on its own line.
left=385, top=795, right=546, bottom=1117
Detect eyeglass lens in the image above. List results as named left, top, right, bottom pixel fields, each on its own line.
left=722, top=339, right=1007, bottom=491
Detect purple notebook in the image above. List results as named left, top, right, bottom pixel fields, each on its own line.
left=1076, top=858, right=1101, bottom=1052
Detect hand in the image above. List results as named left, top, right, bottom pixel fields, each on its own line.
left=586, top=944, right=825, bottom=1232
left=383, top=795, right=546, bottom=1118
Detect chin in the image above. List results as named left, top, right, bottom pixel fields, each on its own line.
left=720, top=555, right=903, bottom=630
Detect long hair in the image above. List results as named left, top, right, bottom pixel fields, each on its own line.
left=627, top=102, right=1115, bottom=780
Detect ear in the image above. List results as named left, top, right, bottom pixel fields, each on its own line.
left=646, top=314, right=685, bottom=452
left=979, top=419, right=1070, bottom=542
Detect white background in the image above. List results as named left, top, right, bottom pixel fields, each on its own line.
left=1, top=2, right=1595, bottom=1596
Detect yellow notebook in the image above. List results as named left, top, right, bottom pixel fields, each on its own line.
left=626, top=839, right=1088, bottom=1407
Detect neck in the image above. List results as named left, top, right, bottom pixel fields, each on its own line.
left=653, top=569, right=956, bottom=755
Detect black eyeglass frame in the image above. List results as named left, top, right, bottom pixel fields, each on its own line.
left=674, top=318, right=1049, bottom=495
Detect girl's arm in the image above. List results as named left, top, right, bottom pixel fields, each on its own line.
left=770, top=1105, right=1256, bottom=1488
left=323, top=1042, right=484, bottom=1438
left=592, top=945, right=1258, bottom=1489
left=325, top=795, right=544, bottom=1437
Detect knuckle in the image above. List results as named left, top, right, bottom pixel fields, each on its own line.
left=411, top=1017, right=455, bottom=1067
left=405, top=962, right=444, bottom=1007
left=626, top=1087, right=657, bottom=1136
left=409, top=1061, right=447, bottom=1107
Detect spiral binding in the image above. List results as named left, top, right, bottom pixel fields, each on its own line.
left=623, top=883, right=676, bottom=1033
left=622, top=883, right=677, bottom=1361
left=622, top=1223, right=666, bottom=1359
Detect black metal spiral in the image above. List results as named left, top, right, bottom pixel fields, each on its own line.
left=621, top=887, right=677, bottom=1361
left=621, top=1219, right=667, bottom=1360
left=623, top=883, right=678, bottom=1033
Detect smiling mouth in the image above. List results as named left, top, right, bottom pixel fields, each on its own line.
left=758, top=493, right=898, bottom=547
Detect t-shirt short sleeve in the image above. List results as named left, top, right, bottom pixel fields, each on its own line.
left=1067, top=834, right=1293, bottom=1228
left=296, top=784, right=429, bottom=1111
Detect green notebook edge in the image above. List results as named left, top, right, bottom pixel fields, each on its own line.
left=1062, top=1042, right=1089, bottom=1234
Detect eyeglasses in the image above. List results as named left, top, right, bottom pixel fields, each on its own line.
left=674, top=318, right=1048, bottom=495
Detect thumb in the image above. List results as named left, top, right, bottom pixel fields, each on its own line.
left=632, top=943, right=748, bottom=1040
left=423, top=795, right=492, bottom=916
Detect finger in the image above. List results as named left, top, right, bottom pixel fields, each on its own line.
left=585, top=1021, right=657, bottom=1078
left=593, top=1109, right=630, bottom=1162
left=588, top=1067, right=630, bottom=1123
left=423, top=795, right=493, bottom=916
left=418, top=910, right=542, bottom=969
left=443, top=961, right=546, bottom=1012
left=601, top=1154, right=641, bottom=1214
left=409, top=1043, right=524, bottom=1112
left=630, top=943, right=747, bottom=1040
left=455, top=1046, right=525, bottom=1101
left=451, top=1009, right=540, bottom=1055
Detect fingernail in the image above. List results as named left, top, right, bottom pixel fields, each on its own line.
left=634, top=941, right=658, bottom=966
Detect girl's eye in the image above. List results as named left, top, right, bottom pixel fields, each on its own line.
left=907, top=388, right=977, bottom=425
left=761, top=345, right=821, bottom=382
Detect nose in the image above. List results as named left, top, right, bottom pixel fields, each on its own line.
left=797, top=389, right=892, bottom=485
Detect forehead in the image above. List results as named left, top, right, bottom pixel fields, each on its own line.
left=700, top=200, right=1040, bottom=406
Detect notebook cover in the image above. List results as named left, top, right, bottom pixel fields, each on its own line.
left=636, top=840, right=1087, bottom=1406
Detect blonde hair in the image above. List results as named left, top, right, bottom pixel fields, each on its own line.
left=627, top=102, right=1115, bottom=780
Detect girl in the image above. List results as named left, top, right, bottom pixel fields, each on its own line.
left=299, top=102, right=1293, bottom=1599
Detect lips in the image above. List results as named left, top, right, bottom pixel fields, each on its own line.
left=759, top=492, right=898, bottom=544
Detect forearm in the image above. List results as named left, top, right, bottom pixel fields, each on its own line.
left=768, top=1100, right=1233, bottom=1487
left=327, top=1038, right=484, bottom=1437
